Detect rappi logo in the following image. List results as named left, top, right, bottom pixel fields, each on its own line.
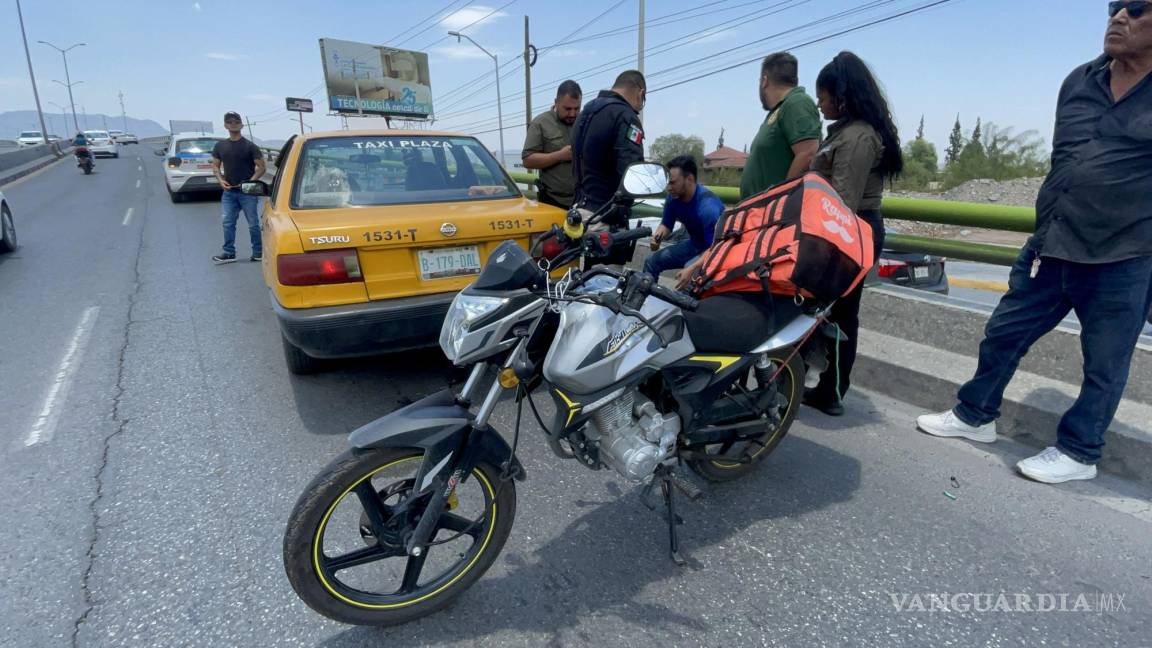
left=820, top=197, right=855, bottom=245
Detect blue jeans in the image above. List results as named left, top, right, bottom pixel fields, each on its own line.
left=221, top=190, right=261, bottom=256
left=954, top=249, right=1152, bottom=464
left=644, top=240, right=701, bottom=277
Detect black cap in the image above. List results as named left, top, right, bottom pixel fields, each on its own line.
left=224, top=111, right=242, bottom=121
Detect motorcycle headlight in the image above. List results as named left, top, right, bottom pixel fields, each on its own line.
left=439, top=293, right=508, bottom=362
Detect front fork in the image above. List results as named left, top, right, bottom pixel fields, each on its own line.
left=405, top=349, right=519, bottom=557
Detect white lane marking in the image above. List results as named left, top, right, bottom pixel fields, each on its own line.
left=135, top=179, right=141, bottom=189
left=122, top=208, right=134, bottom=226
left=137, top=165, right=142, bottom=171
left=25, top=307, right=101, bottom=447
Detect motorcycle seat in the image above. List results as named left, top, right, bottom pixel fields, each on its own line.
left=682, top=292, right=803, bottom=354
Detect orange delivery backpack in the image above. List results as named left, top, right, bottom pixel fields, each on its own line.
left=690, top=172, right=876, bottom=302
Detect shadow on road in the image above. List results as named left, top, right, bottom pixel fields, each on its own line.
left=316, top=435, right=861, bottom=646
left=288, top=347, right=457, bottom=438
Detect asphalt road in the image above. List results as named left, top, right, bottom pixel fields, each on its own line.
left=1, top=150, right=1150, bottom=647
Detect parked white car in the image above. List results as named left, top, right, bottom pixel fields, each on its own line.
left=17, top=130, right=48, bottom=148
left=0, top=191, right=16, bottom=254
left=82, top=130, right=119, bottom=158
left=159, top=132, right=225, bottom=203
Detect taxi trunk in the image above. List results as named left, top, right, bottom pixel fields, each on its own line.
left=284, top=198, right=552, bottom=301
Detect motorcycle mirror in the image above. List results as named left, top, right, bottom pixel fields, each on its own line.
left=619, top=162, right=668, bottom=198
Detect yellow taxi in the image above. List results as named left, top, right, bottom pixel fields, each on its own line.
left=253, top=130, right=564, bottom=373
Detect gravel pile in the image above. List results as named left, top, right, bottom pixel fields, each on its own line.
left=887, top=177, right=1043, bottom=243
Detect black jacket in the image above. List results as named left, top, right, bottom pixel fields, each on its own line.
left=571, top=90, right=645, bottom=227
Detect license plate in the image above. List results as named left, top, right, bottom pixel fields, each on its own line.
left=418, top=246, right=481, bottom=280
left=914, top=266, right=930, bottom=279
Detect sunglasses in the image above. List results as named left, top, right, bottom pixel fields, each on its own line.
left=1109, top=1, right=1150, bottom=18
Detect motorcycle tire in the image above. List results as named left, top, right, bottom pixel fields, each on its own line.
left=284, top=447, right=516, bottom=626
left=687, top=346, right=803, bottom=483
left=83, top=164, right=92, bottom=175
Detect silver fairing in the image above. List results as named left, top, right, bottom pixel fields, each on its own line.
left=543, top=296, right=696, bottom=394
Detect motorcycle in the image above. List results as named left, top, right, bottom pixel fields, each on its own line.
left=283, top=162, right=833, bottom=626
left=75, top=146, right=93, bottom=175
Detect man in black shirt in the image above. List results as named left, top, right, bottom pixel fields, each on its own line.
left=211, top=111, right=266, bottom=264
left=918, top=2, right=1152, bottom=484
left=570, top=70, right=646, bottom=266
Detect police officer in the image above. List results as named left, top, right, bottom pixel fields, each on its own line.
left=571, top=69, right=647, bottom=238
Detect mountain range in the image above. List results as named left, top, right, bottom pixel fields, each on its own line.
left=0, top=110, right=166, bottom=139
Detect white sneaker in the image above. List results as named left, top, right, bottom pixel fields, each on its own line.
left=916, top=410, right=997, bottom=443
left=1016, top=447, right=1097, bottom=484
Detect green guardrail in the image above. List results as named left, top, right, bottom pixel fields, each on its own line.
left=509, top=170, right=1031, bottom=265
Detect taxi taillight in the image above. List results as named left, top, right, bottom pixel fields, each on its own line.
left=166, top=157, right=182, bottom=169
left=277, top=249, right=363, bottom=286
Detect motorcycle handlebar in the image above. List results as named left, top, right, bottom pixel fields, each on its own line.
left=611, top=226, right=651, bottom=244
left=649, top=281, right=699, bottom=312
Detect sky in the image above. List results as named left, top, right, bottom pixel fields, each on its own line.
left=0, top=0, right=1114, bottom=158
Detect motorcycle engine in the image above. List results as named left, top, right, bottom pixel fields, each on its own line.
left=583, top=391, right=680, bottom=481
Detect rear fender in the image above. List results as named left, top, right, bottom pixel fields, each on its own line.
left=348, top=389, right=525, bottom=494
left=750, top=314, right=819, bottom=353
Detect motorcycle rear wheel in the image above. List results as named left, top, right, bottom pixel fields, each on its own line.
left=283, top=447, right=516, bottom=626
left=686, top=346, right=803, bottom=482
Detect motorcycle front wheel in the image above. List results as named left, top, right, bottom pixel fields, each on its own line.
left=687, top=346, right=803, bottom=482
left=283, top=447, right=516, bottom=626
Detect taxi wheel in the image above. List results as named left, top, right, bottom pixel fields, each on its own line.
left=283, top=334, right=321, bottom=375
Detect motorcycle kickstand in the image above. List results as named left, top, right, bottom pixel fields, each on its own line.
left=658, top=469, right=686, bottom=566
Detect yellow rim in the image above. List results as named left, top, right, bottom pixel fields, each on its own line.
left=312, top=455, right=499, bottom=609
left=710, top=359, right=796, bottom=469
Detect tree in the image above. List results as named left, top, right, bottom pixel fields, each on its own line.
left=648, top=133, right=706, bottom=165
left=704, top=167, right=742, bottom=188
left=916, top=115, right=925, bottom=141
left=945, top=115, right=965, bottom=166
left=897, top=137, right=940, bottom=190
left=944, top=119, right=1049, bottom=188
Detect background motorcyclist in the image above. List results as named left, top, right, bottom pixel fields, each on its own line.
left=73, top=131, right=93, bottom=168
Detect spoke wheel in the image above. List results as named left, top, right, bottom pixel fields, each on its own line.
left=284, top=448, right=516, bottom=626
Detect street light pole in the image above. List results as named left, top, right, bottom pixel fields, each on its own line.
left=16, top=0, right=51, bottom=146
left=54, top=80, right=83, bottom=131
left=38, top=40, right=86, bottom=132
left=448, top=31, right=505, bottom=167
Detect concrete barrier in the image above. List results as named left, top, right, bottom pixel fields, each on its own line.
left=0, top=142, right=69, bottom=186
left=0, top=142, right=65, bottom=172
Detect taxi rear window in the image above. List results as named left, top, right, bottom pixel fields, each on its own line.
left=290, top=136, right=519, bottom=210
left=176, top=139, right=220, bottom=154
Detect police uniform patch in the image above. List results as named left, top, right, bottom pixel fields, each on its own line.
left=626, top=124, right=644, bottom=145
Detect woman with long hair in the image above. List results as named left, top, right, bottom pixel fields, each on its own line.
left=803, top=51, right=904, bottom=416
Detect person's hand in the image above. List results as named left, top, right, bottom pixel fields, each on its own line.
left=650, top=224, right=670, bottom=251
left=218, top=178, right=233, bottom=190
left=674, top=267, right=693, bottom=291
left=554, top=145, right=572, bottom=163
left=675, top=257, right=704, bottom=290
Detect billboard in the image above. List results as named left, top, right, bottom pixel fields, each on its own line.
left=286, top=97, right=314, bottom=113
left=319, top=38, right=433, bottom=118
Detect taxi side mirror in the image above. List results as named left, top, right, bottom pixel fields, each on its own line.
left=241, top=181, right=270, bottom=197
left=153, top=148, right=166, bottom=157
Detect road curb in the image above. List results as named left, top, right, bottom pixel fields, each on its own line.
left=0, top=153, right=67, bottom=187
left=852, top=327, right=1152, bottom=489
